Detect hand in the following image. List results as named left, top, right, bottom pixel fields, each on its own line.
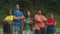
left=18, top=16, right=24, bottom=19
left=26, top=22, right=30, bottom=24
left=41, top=18, right=47, bottom=22
left=48, top=23, right=55, bottom=26
left=5, top=20, right=11, bottom=23
left=14, top=16, right=19, bottom=20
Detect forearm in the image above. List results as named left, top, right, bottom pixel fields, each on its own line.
left=35, top=15, right=42, bottom=22
left=18, top=17, right=24, bottom=19
left=18, top=16, right=24, bottom=19
left=55, top=22, right=56, bottom=26
left=4, top=20, right=10, bottom=23
left=13, top=16, right=19, bottom=20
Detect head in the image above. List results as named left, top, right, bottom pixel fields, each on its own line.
left=16, top=4, right=20, bottom=10
left=49, top=14, right=54, bottom=19
left=27, top=10, right=31, bottom=17
left=8, top=10, right=13, bottom=15
left=37, top=9, right=42, bottom=15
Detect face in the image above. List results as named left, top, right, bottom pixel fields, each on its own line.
left=37, top=10, right=42, bottom=15
left=9, top=10, right=12, bottom=15
left=27, top=11, right=31, bottom=17
left=16, top=4, right=20, bottom=10
left=50, top=14, right=54, bottom=19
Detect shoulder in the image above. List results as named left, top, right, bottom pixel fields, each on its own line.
left=35, top=14, right=38, bottom=17
left=5, top=16, right=9, bottom=18
left=10, top=15, right=14, bottom=17
left=19, top=11, right=23, bottom=13
left=47, top=19, right=50, bottom=21
left=53, top=19, right=57, bottom=22
left=41, top=15, right=45, bottom=17
left=13, top=10, right=17, bottom=14
left=47, top=19, right=51, bottom=22
left=4, top=16, right=9, bottom=19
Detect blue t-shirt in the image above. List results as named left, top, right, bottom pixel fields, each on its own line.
left=13, top=10, right=23, bottom=26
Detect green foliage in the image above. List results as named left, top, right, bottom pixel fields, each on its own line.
left=55, top=15, right=60, bottom=28
left=0, top=0, right=60, bottom=28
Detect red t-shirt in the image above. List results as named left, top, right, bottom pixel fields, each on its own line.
left=47, top=19, right=56, bottom=24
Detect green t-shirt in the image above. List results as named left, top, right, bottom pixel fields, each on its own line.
left=25, top=17, right=31, bottom=30
left=25, top=24, right=30, bottom=31
left=26, top=17, right=31, bottom=23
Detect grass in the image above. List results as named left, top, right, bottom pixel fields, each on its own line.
left=55, top=15, right=60, bottom=29
left=0, top=28, right=3, bottom=34
left=0, top=28, right=18, bottom=34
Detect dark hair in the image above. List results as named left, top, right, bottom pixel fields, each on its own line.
left=37, top=8, right=41, bottom=11
left=26, top=10, right=32, bottom=18
left=36, top=8, right=42, bottom=14
left=49, top=13, right=54, bottom=16
left=16, top=4, right=20, bottom=6
left=7, top=9, right=13, bottom=15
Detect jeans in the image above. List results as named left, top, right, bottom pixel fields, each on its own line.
left=35, top=30, right=40, bottom=34
left=46, top=26, right=56, bottom=34
left=40, top=28, right=45, bottom=34
left=10, top=24, right=22, bottom=34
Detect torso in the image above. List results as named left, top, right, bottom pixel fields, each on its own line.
left=13, top=10, right=23, bottom=25
left=35, top=14, right=46, bottom=30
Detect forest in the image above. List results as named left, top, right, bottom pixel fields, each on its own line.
left=0, top=0, right=60, bottom=28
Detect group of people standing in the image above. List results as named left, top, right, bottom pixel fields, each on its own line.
left=3, top=4, right=57, bottom=34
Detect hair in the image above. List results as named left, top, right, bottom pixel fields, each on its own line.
left=26, top=10, right=32, bottom=18
left=49, top=13, right=55, bottom=19
left=16, top=4, right=19, bottom=5
left=7, top=9, right=13, bottom=15
left=49, top=13, right=54, bottom=16
left=36, top=8, right=41, bottom=13
left=37, top=8, right=41, bottom=11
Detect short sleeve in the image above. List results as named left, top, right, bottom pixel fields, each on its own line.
left=13, top=11, right=16, bottom=16
left=4, top=16, right=8, bottom=20
left=20, top=12, right=23, bottom=16
left=54, top=20, right=57, bottom=23
left=42, top=15, right=47, bottom=21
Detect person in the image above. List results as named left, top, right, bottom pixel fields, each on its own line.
left=34, top=9, right=47, bottom=34
left=23, top=10, right=33, bottom=34
left=3, top=10, right=13, bottom=34
left=13, top=4, right=24, bottom=34
left=46, top=14, right=57, bottom=34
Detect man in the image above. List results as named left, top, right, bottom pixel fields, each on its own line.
left=35, top=9, right=47, bottom=34
left=12, top=4, right=24, bottom=34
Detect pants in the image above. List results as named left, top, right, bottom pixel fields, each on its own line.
left=40, top=28, right=45, bottom=34
left=10, top=24, right=22, bottom=34
left=46, top=26, right=56, bottom=34
left=26, top=30, right=31, bottom=34
left=3, top=23, right=10, bottom=33
left=35, top=30, right=40, bottom=34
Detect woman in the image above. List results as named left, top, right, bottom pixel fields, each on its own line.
left=23, top=10, right=33, bottom=34
left=46, top=14, right=57, bottom=34
left=34, top=9, right=47, bottom=34
left=3, top=10, right=13, bottom=34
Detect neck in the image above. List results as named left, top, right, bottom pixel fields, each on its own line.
left=50, top=18, right=54, bottom=20
left=16, top=10, right=19, bottom=11
left=28, top=16, right=30, bottom=17
left=9, top=15, right=11, bottom=16
left=37, top=14, right=41, bottom=15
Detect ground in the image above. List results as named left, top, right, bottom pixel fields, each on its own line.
left=0, top=28, right=60, bottom=34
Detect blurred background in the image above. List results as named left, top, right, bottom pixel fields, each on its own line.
left=0, top=0, right=60, bottom=34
